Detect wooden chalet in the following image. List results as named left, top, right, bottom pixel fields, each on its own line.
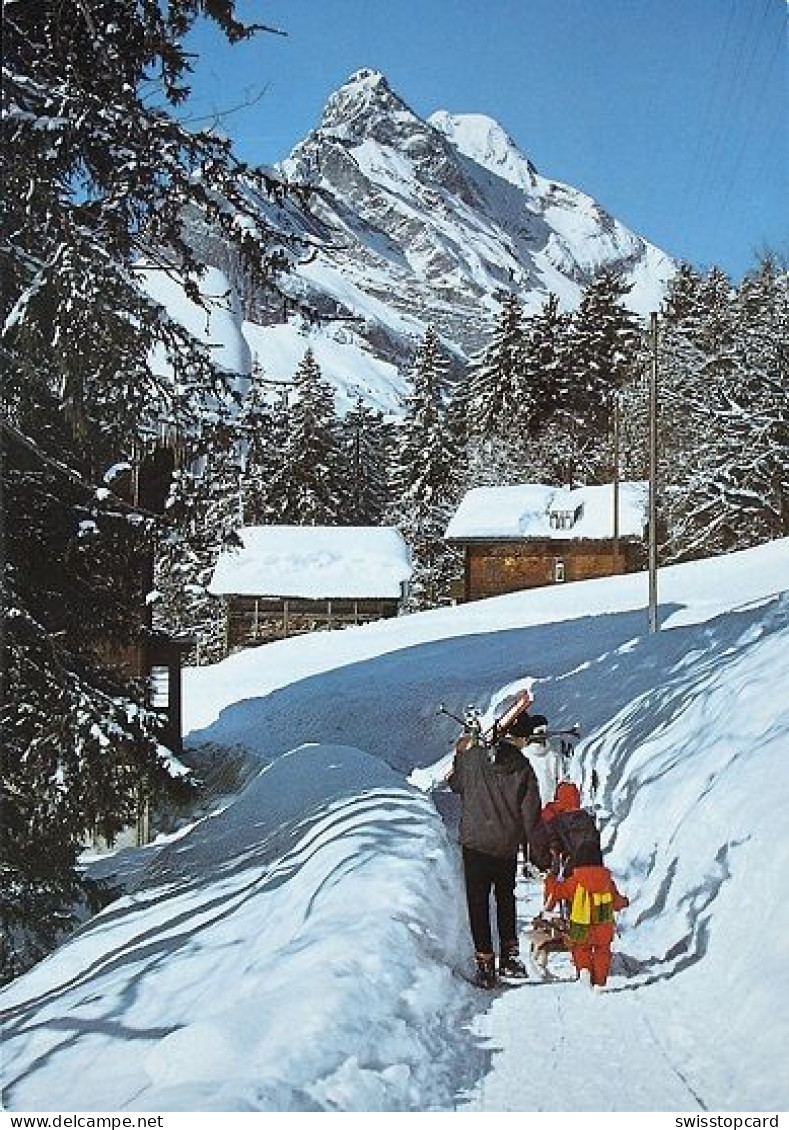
left=4, top=422, right=191, bottom=755
left=209, top=525, right=413, bottom=651
left=98, top=630, right=192, bottom=756
left=85, top=449, right=191, bottom=757
left=445, top=482, right=648, bottom=602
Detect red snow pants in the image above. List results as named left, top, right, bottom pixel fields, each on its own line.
left=571, top=942, right=613, bottom=986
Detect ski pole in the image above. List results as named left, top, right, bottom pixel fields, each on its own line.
left=436, top=703, right=484, bottom=741
left=436, top=703, right=466, bottom=727
left=438, top=705, right=580, bottom=744
left=523, top=725, right=582, bottom=741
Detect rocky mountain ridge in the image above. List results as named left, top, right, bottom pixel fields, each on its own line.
left=177, top=68, right=677, bottom=415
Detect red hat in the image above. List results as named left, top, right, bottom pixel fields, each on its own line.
left=554, top=781, right=580, bottom=811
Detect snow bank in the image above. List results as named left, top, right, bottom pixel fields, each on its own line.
left=584, top=596, right=789, bottom=1110
left=1, top=745, right=475, bottom=1112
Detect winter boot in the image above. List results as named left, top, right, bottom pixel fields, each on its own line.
left=475, top=953, right=497, bottom=989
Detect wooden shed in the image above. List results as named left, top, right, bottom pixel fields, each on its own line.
left=445, top=482, right=647, bottom=602
left=209, top=525, right=413, bottom=651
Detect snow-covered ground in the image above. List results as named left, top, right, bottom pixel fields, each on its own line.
left=2, top=540, right=788, bottom=1112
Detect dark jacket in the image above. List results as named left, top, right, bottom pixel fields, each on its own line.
left=448, top=738, right=545, bottom=862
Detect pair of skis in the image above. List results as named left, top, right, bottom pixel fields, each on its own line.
left=437, top=690, right=580, bottom=748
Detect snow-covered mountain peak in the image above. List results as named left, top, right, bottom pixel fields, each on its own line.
left=255, top=71, right=678, bottom=411
left=430, top=110, right=539, bottom=192
left=320, top=67, right=418, bottom=135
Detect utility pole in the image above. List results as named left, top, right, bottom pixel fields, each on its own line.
left=648, top=312, right=659, bottom=633
left=612, top=393, right=620, bottom=560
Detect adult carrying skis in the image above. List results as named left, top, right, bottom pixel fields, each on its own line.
left=447, top=707, right=549, bottom=988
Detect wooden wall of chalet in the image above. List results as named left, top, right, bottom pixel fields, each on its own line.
left=224, top=595, right=401, bottom=651
left=97, top=635, right=189, bottom=753
left=459, top=539, right=642, bottom=601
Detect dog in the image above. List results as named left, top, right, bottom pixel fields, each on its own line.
left=526, top=913, right=570, bottom=977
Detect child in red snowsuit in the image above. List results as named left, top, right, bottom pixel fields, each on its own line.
left=541, top=780, right=582, bottom=828
left=545, top=863, right=629, bottom=987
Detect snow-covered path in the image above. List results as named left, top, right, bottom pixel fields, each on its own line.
left=468, top=980, right=704, bottom=1112
left=460, top=878, right=707, bottom=1113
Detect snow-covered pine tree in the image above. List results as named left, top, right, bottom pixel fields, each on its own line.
left=731, top=256, right=789, bottom=540
left=446, top=361, right=500, bottom=492
left=460, top=291, right=577, bottom=490
left=275, top=350, right=345, bottom=524
left=240, top=373, right=292, bottom=527
left=659, top=266, right=736, bottom=560
left=460, top=293, right=532, bottom=488
left=658, top=265, right=713, bottom=560
left=391, top=326, right=460, bottom=607
left=153, top=424, right=246, bottom=666
left=2, top=419, right=173, bottom=979
left=2, top=1, right=304, bottom=978
left=466, top=292, right=527, bottom=438
left=340, top=397, right=392, bottom=525
left=694, top=266, right=740, bottom=362
left=560, top=268, right=642, bottom=483
left=521, top=292, right=569, bottom=434
left=446, top=363, right=475, bottom=455
left=661, top=258, right=789, bottom=561
left=491, top=291, right=576, bottom=486
left=662, top=261, right=707, bottom=323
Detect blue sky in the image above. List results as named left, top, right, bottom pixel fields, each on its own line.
left=184, top=0, right=787, bottom=280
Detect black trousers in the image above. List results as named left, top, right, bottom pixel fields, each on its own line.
left=462, top=846, right=518, bottom=956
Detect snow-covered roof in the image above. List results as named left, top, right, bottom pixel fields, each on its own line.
left=209, top=526, right=412, bottom=599
left=444, top=482, right=648, bottom=542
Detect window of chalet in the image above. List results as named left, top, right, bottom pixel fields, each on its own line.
left=553, top=558, right=566, bottom=583
left=548, top=503, right=584, bottom=530
left=149, top=665, right=170, bottom=709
